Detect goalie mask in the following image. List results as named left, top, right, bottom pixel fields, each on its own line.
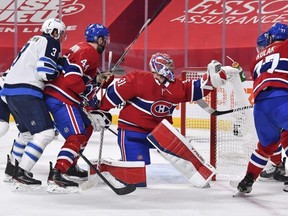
left=41, top=18, right=66, bottom=41
left=149, top=52, right=175, bottom=82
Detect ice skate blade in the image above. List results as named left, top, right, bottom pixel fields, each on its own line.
left=283, top=185, right=288, bottom=192
left=47, top=182, right=79, bottom=194
left=11, top=181, right=42, bottom=192
left=64, top=174, right=88, bottom=181
left=3, top=175, right=13, bottom=183
left=232, top=191, right=250, bottom=197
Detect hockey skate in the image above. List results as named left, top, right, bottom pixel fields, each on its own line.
left=284, top=181, right=288, bottom=192
left=237, top=173, right=255, bottom=194
left=47, top=162, right=79, bottom=193
left=12, top=161, right=42, bottom=192
left=65, top=164, right=88, bottom=180
left=259, top=158, right=287, bottom=182
left=4, top=155, right=33, bottom=183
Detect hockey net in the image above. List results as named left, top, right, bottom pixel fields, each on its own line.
left=180, top=68, right=257, bottom=180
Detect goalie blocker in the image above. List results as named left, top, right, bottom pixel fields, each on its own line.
left=147, top=119, right=216, bottom=188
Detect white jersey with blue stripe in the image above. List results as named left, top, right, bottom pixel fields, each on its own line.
left=1, top=34, right=60, bottom=98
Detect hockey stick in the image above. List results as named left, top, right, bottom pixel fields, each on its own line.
left=110, top=19, right=150, bottom=72
left=97, top=128, right=104, bottom=169
left=92, top=18, right=150, bottom=92
left=110, top=0, right=168, bottom=72
left=80, top=152, right=136, bottom=195
left=108, top=127, right=118, bottom=136
left=196, top=99, right=253, bottom=116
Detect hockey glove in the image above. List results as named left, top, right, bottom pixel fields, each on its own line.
left=201, top=60, right=222, bottom=90
left=96, top=72, right=114, bottom=88
left=80, top=84, right=96, bottom=102
left=201, top=60, right=242, bottom=89
left=83, top=97, right=100, bottom=112
left=88, top=110, right=112, bottom=132
left=46, top=68, right=60, bottom=81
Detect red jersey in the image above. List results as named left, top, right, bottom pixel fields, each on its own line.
left=100, top=71, right=210, bottom=133
left=45, top=42, right=100, bottom=105
left=251, top=40, right=288, bottom=99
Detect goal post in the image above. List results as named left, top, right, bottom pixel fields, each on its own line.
left=180, top=68, right=257, bottom=180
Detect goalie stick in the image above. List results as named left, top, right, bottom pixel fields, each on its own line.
left=196, top=99, right=253, bottom=116
left=80, top=152, right=136, bottom=195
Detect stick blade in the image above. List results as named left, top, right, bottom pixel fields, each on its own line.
left=115, top=184, right=136, bottom=195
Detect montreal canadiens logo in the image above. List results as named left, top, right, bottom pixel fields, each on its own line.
left=150, top=100, right=173, bottom=117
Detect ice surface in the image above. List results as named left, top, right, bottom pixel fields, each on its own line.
left=0, top=123, right=286, bottom=216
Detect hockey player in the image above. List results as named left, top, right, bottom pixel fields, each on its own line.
left=0, top=72, right=10, bottom=137
left=44, top=23, right=112, bottom=193
left=0, top=18, right=66, bottom=189
left=98, top=52, right=242, bottom=180
left=255, top=31, right=287, bottom=182
left=237, top=22, right=288, bottom=194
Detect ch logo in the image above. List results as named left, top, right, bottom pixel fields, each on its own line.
left=150, top=100, right=173, bottom=117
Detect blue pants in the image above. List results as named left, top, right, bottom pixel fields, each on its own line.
left=6, top=95, right=54, bottom=134
left=45, top=96, right=91, bottom=139
left=254, top=95, right=288, bottom=146
left=0, top=96, right=10, bottom=122
left=118, top=129, right=155, bottom=165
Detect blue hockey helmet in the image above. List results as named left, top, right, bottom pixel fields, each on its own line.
left=256, top=31, right=269, bottom=53
left=85, top=24, right=110, bottom=44
left=268, top=22, right=288, bottom=42
left=256, top=31, right=269, bottom=48
left=149, top=52, right=175, bottom=82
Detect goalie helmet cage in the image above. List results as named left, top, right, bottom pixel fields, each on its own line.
left=180, top=68, right=257, bottom=180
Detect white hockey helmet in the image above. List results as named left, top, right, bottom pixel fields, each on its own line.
left=41, top=18, right=66, bottom=40
left=149, top=52, right=175, bottom=82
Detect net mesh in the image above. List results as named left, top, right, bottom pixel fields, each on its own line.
left=181, top=69, right=257, bottom=180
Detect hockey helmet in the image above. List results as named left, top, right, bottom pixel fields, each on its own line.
left=41, top=18, right=66, bottom=40
left=256, top=31, right=269, bottom=53
left=85, top=24, right=110, bottom=44
left=257, top=31, right=269, bottom=48
left=268, top=22, right=288, bottom=42
left=149, top=52, right=175, bottom=82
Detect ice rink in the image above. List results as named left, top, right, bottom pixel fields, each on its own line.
left=0, top=122, right=286, bottom=216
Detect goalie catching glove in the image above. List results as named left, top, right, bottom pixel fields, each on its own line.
left=88, top=110, right=112, bottom=132
left=201, top=60, right=243, bottom=90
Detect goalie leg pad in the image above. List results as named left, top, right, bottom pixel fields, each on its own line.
left=90, top=158, right=147, bottom=187
left=147, top=119, right=215, bottom=188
